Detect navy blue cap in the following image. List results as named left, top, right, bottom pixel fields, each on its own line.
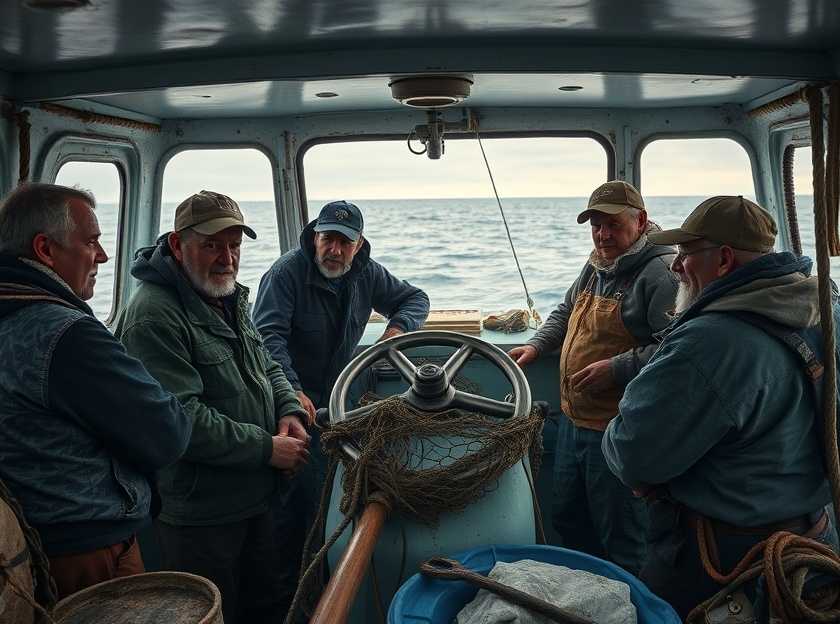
left=313, top=200, right=364, bottom=242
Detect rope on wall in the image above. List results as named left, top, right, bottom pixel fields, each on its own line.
left=783, top=144, right=803, bottom=256
left=39, top=103, right=160, bottom=133
left=747, top=87, right=810, bottom=118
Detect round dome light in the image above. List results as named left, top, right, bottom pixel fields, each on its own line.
left=389, top=76, right=473, bottom=109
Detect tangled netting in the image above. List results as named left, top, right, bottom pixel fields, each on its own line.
left=284, top=394, right=545, bottom=624
left=327, top=395, right=544, bottom=525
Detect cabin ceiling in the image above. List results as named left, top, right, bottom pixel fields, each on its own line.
left=58, top=74, right=797, bottom=120
left=0, top=0, right=839, bottom=116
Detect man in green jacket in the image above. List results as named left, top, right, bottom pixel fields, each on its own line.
left=115, top=190, right=310, bottom=624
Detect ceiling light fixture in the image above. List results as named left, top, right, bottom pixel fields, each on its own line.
left=390, top=76, right=473, bottom=109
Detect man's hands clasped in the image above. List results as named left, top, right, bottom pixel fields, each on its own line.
left=269, top=414, right=311, bottom=473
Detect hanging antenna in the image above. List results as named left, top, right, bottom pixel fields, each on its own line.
left=472, top=115, right=542, bottom=327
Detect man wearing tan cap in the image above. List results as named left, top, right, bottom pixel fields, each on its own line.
left=603, top=196, right=838, bottom=617
left=115, top=190, right=310, bottom=624
left=509, top=180, right=677, bottom=576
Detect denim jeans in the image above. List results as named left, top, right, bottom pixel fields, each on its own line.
left=551, top=416, right=648, bottom=576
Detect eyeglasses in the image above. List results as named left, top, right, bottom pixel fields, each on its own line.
left=674, top=245, right=720, bottom=263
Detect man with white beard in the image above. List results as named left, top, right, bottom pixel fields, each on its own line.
left=115, top=191, right=311, bottom=624
left=602, top=195, right=839, bottom=618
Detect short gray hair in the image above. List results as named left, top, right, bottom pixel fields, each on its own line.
left=0, top=183, right=95, bottom=257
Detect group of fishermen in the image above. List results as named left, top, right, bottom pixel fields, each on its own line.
left=0, top=179, right=835, bottom=622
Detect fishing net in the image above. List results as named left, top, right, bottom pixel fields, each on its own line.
left=286, top=393, right=545, bottom=623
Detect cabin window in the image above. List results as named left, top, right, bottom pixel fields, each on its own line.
left=788, top=146, right=840, bottom=273
left=160, top=148, right=279, bottom=299
left=55, top=161, right=123, bottom=321
left=300, top=136, right=611, bottom=316
left=639, top=137, right=756, bottom=231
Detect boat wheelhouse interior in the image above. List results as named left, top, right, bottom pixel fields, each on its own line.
left=2, top=1, right=840, bottom=621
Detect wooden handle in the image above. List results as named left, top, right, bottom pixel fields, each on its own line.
left=310, top=500, right=389, bottom=624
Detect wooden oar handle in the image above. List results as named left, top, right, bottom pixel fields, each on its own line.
left=310, top=500, right=389, bottom=624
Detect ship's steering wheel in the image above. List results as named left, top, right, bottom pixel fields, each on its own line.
left=326, top=330, right=532, bottom=460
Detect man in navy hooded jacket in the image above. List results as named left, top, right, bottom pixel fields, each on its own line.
left=254, top=200, right=429, bottom=418
left=253, top=200, right=429, bottom=603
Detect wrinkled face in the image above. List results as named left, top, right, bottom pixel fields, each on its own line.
left=314, top=231, right=363, bottom=279
left=49, top=199, right=108, bottom=301
left=671, top=241, right=723, bottom=313
left=590, top=209, right=647, bottom=262
left=171, top=227, right=241, bottom=299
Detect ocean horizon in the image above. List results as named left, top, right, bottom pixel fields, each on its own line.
left=89, top=195, right=827, bottom=320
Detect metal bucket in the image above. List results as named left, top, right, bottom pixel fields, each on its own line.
left=0, top=496, right=34, bottom=624
left=53, top=572, right=222, bottom=624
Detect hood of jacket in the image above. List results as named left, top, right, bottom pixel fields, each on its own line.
left=673, top=252, right=820, bottom=331
left=300, top=219, right=372, bottom=284
left=0, top=254, right=92, bottom=319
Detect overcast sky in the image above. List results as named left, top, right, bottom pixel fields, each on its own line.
left=55, top=138, right=815, bottom=205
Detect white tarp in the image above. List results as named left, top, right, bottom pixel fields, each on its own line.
left=457, top=559, right=637, bottom=624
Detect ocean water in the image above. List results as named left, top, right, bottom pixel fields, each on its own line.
left=91, top=195, right=827, bottom=320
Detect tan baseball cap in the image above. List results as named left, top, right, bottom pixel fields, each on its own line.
left=649, top=195, right=777, bottom=252
left=174, top=190, right=256, bottom=239
left=577, top=180, right=645, bottom=224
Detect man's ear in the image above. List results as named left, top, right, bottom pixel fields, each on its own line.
left=637, top=210, right=648, bottom=231
left=168, top=231, right=184, bottom=262
left=355, top=235, right=365, bottom=252
left=718, top=245, right=737, bottom=277
left=32, top=233, right=58, bottom=269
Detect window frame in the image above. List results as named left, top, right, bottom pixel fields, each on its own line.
left=154, top=142, right=282, bottom=242
left=635, top=131, right=761, bottom=203
left=295, top=131, right=616, bottom=222
left=39, top=134, right=136, bottom=324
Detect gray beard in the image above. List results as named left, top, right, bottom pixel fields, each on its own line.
left=182, top=261, right=236, bottom=299
left=316, top=257, right=351, bottom=279
left=674, top=280, right=701, bottom=314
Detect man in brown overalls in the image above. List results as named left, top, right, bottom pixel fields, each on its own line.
left=510, top=180, right=677, bottom=575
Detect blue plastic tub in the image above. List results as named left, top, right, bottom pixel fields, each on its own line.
left=388, top=544, right=681, bottom=624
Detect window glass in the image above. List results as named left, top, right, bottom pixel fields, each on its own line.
left=160, top=148, right=278, bottom=299
left=640, top=137, right=756, bottom=232
left=791, top=146, right=840, bottom=274
left=55, top=161, right=122, bottom=321
left=302, top=137, right=610, bottom=316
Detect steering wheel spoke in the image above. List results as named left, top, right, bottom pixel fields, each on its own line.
left=442, top=344, right=473, bottom=379
left=451, top=390, right=517, bottom=419
left=387, top=347, right=417, bottom=383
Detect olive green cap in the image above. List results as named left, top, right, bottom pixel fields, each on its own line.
left=649, top=195, right=776, bottom=252
left=174, top=190, right=256, bottom=239
left=577, top=180, right=645, bottom=224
